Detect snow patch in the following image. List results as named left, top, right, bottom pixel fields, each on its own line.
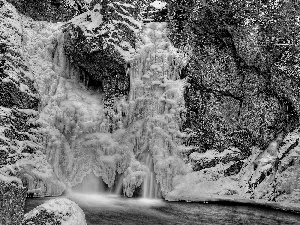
left=150, top=1, right=167, bottom=10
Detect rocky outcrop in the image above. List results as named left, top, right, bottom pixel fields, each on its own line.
left=22, top=198, right=87, bottom=225
left=6, top=0, right=87, bottom=22
left=63, top=1, right=141, bottom=107
left=167, top=0, right=300, bottom=156
left=0, top=178, right=27, bottom=225
left=190, top=148, right=243, bottom=175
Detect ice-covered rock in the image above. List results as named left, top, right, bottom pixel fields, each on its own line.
left=22, top=198, right=87, bottom=225
left=0, top=0, right=63, bottom=197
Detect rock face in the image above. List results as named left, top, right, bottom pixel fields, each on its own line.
left=167, top=0, right=300, bottom=158
left=190, top=148, right=243, bottom=175
left=6, top=0, right=87, bottom=22
left=22, top=198, right=87, bottom=225
left=63, top=1, right=140, bottom=107
left=0, top=178, right=27, bottom=225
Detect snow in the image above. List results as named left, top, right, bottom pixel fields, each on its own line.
left=71, top=4, right=103, bottom=33
left=24, top=198, right=87, bottom=225
left=27, top=187, right=42, bottom=194
left=112, top=2, right=135, bottom=8
left=70, top=2, right=141, bottom=61
left=0, top=174, right=22, bottom=185
left=150, top=1, right=167, bottom=10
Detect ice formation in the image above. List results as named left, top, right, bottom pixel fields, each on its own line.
left=23, top=17, right=131, bottom=190
left=51, top=19, right=187, bottom=196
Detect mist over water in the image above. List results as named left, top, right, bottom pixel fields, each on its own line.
left=70, top=172, right=105, bottom=194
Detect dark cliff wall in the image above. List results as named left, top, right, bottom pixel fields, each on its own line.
left=167, top=0, right=300, bottom=157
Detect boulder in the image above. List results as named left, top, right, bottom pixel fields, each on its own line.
left=22, top=198, right=87, bottom=225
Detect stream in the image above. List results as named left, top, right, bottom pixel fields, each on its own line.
left=25, top=194, right=300, bottom=225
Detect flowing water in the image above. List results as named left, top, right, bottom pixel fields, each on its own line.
left=25, top=195, right=300, bottom=225
left=142, top=154, right=159, bottom=199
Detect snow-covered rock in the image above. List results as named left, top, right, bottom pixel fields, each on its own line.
left=22, top=198, right=87, bottom=225
left=189, top=148, right=243, bottom=172
left=239, top=129, right=300, bottom=203
left=0, top=0, right=64, bottom=197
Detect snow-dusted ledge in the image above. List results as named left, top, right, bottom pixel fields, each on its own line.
left=23, top=198, right=87, bottom=225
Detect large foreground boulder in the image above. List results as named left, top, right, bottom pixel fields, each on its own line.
left=23, top=198, right=87, bottom=225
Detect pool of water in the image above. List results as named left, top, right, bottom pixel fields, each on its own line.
left=25, top=194, right=300, bottom=225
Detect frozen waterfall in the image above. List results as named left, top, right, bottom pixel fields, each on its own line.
left=25, top=16, right=188, bottom=198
